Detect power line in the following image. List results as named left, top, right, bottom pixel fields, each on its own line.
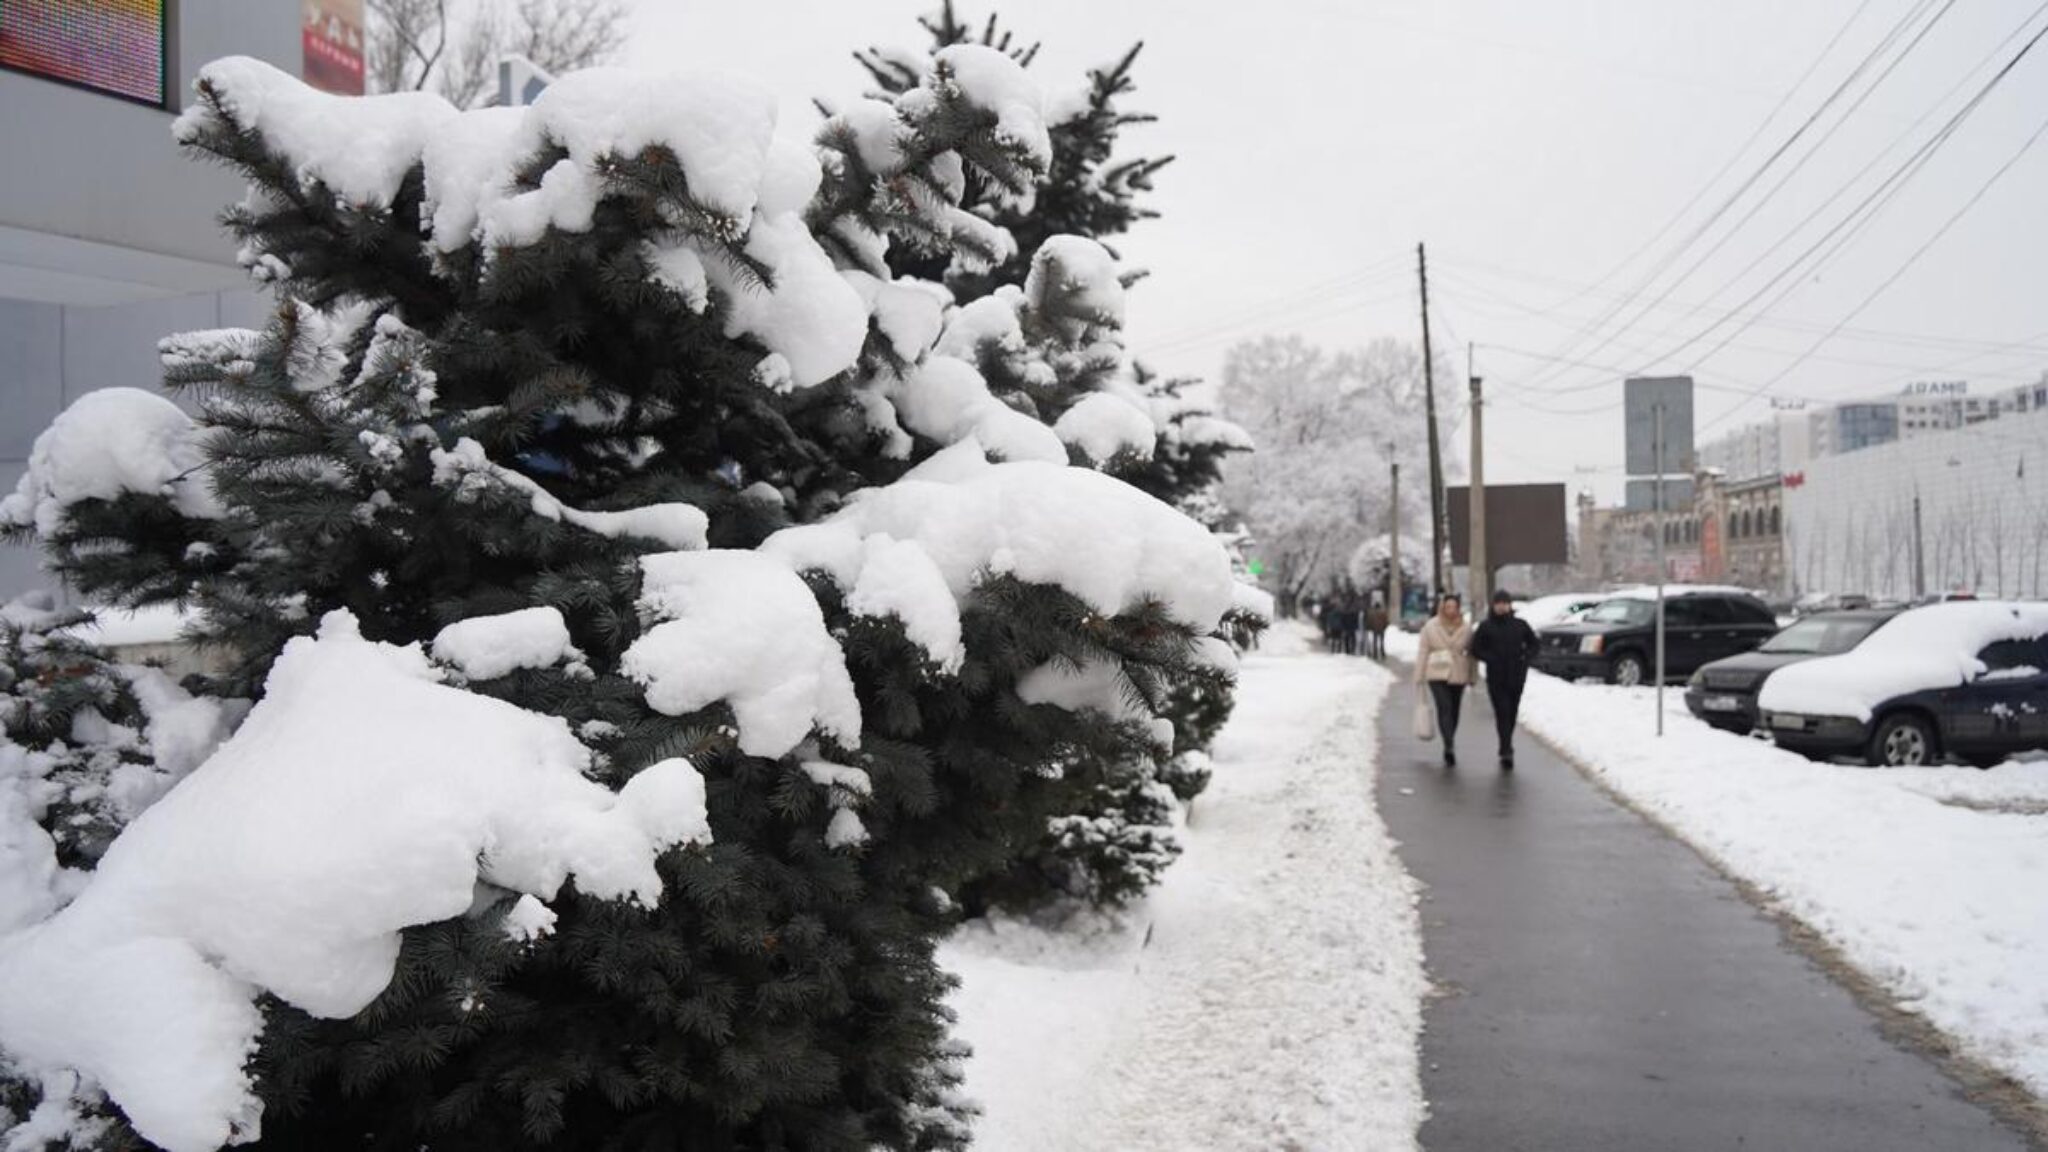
left=1666, top=7, right=2048, bottom=382
left=1698, top=106, right=2048, bottom=433
left=1137, top=255, right=1411, bottom=353
left=1516, top=0, right=1940, bottom=390
left=1436, top=260, right=2048, bottom=358
left=1576, top=0, right=1963, bottom=377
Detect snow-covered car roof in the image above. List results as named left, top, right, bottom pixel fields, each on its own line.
left=1758, top=600, right=2048, bottom=721
left=1598, top=584, right=1758, bottom=601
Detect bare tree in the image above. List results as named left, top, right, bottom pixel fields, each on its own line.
left=368, top=0, right=628, bottom=107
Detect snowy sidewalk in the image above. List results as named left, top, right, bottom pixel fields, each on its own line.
left=942, top=627, right=1427, bottom=1150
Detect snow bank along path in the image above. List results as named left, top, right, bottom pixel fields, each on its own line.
left=1512, top=673, right=2048, bottom=1103
left=942, top=625, right=1427, bottom=1150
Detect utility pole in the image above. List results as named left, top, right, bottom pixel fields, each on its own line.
left=1912, top=488, right=1926, bottom=601
left=1388, top=455, right=1402, bottom=626
left=1468, top=346, right=1487, bottom=609
left=1418, top=243, right=1446, bottom=596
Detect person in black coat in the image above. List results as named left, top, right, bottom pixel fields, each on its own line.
left=1471, top=588, right=1541, bottom=768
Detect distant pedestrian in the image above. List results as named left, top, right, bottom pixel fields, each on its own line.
left=1414, top=593, right=1473, bottom=765
left=1472, top=589, right=1541, bottom=769
left=1365, top=600, right=1389, bottom=660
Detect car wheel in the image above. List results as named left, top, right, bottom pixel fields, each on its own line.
left=1609, top=652, right=1646, bottom=687
left=1868, top=713, right=1936, bottom=768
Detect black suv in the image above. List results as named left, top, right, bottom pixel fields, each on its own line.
left=1683, top=609, right=1899, bottom=733
left=1534, top=590, right=1779, bottom=686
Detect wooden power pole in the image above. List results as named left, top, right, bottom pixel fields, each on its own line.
left=1417, top=243, right=1446, bottom=596
left=1469, top=359, right=1488, bottom=609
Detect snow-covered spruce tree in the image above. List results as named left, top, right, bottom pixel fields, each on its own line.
left=852, top=0, right=1170, bottom=300
left=0, top=47, right=1236, bottom=1152
left=850, top=8, right=1262, bottom=898
left=0, top=595, right=244, bottom=1144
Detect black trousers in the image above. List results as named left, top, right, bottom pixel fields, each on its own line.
left=1487, top=673, right=1527, bottom=753
left=1428, top=681, right=1464, bottom=745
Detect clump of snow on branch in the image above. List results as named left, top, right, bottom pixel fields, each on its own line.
left=763, top=527, right=965, bottom=673
left=791, top=445, right=1234, bottom=633
left=1055, top=393, right=1156, bottom=464
left=885, top=356, right=1066, bottom=463
left=0, top=389, right=221, bottom=536
left=0, top=611, right=708, bottom=1152
left=431, top=438, right=708, bottom=550
left=623, top=551, right=863, bottom=758
left=1026, top=236, right=1125, bottom=341
left=431, top=606, right=581, bottom=680
left=931, top=45, right=1052, bottom=170
left=173, top=56, right=457, bottom=208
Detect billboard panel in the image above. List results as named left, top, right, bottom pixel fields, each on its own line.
left=1624, top=376, right=1695, bottom=476
left=1, top=0, right=165, bottom=104
left=1446, top=484, right=1569, bottom=567
left=303, top=0, right=364, bottom=95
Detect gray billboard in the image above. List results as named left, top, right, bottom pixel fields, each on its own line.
left=1624, top=376, right=1695, bottom=476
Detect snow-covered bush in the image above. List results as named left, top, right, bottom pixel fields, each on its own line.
left=0, top=37, right=1237, bottom=1152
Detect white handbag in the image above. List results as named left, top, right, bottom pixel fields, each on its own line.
left=1412, top=690, right=1436, bottom=741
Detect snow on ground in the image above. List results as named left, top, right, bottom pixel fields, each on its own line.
left=1507, top=672, right=2048, bottom=1099
left=942, top=623, right=1426, bottom=1151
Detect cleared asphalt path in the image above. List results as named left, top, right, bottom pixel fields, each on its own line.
left=1376, top=673, right=2033, bottom=1151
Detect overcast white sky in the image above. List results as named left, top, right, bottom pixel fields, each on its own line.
left=628, top=1, right=2048, bottom=504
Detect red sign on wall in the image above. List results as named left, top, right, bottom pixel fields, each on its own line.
left=303, top=0, right=363, bottom=95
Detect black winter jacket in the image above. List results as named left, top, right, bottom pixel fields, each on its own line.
left=1472, top=613, right=1540, bottom=681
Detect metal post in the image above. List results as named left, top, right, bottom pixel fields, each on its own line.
left=1912, top=488, right=1926, bottom=601
left=1654, top=400, right=1666, bottom=737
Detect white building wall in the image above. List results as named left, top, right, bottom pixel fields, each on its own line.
left=1, top=4, right=299, bottom=598
left=1783, top=407, right=2048, bottom=599
left=0, top=3, right=299, bottom=269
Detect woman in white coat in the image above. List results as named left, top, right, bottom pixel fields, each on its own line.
left=1414, top=593, right=1474, bottom=764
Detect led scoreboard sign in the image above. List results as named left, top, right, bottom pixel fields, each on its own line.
left=1, top=0, right=165, bottom=105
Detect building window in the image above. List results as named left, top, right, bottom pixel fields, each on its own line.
left=1769, top=506, right=1781, bottom=536
left=1, top=0, right=167, bottom=106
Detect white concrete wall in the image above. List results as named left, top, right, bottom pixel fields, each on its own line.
left=1, top=288, right=272, bottom=596
left=1783, top=407, right=2048, bottom=600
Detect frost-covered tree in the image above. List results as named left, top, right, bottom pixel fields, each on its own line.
left=368, top=0, right=628, bottom=108
left=0, top=45, right=1238, bottom=1152
left=1219, top=335, right=1453, bottom=618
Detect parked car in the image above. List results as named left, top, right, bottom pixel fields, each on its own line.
left=1683, top=609, right=1900, bottom=733
left=1759, top=601, right=2048, bottom=767
left=1533, top=589, right=1780, bottom=686
left=1517, top=592, right=1606, bottom=632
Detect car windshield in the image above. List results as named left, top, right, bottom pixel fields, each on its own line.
left=1761, top=616, right=1882, bottom=655
left=1582, top=599, right=1653, bottom=625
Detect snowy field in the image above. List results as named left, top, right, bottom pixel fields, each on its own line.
left=941, top=624, right=1427, bottom=1150
left=1507, top=670, right=2048, bottom=1100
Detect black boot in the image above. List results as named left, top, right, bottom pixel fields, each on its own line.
left=1445, top=746, right=1457, bottom=767
left=1501, top=749, right=1515, bottom=770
